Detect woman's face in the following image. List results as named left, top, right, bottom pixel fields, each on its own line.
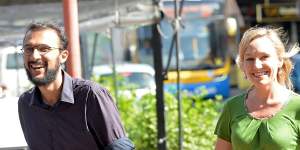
left=242, top=36, right=283, bottom=88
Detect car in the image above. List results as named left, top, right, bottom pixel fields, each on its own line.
left=0, top=42, right=32, bottom=97
left=0, top=95, right=27, bottom=150
left=92, top=63, right=156, bottom=99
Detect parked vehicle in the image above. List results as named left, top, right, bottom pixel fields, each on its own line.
left=0, top=42, right=32, bottom=96
left=92, top=63, right=156, bottom=99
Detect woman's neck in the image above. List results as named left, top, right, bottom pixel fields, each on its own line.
left=250, top=83, right=287, bottom=105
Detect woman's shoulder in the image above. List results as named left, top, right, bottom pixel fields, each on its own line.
left=286, top=91, right=300, bottom=108
left=224, top=92, right=247, bottom=107
left=281, top=92, right=300, bottom=122
left=218, top=92, right=248, bottom=120
left=290, top=91, right=300, bottom=99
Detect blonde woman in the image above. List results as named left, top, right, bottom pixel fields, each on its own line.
left=215, top=26, right=300, bottom=149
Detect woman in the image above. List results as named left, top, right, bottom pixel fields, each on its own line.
left=215, top=26, right=300, bottom=150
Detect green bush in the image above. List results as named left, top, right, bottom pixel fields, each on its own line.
left=93, top=76, right=223, bottom=149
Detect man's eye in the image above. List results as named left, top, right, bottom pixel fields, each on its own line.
left=25, top=47, right=34, bottom=52
left=39, top=47, right=50, bottom=52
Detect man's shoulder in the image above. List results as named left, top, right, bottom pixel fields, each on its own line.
left=72, top=78, right=113, bottom=103
left=72, top=78, right=107, bottom=93
left=18, top=87, right=35, bottom=104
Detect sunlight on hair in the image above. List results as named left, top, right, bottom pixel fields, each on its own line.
left=284, top=43, right=300, bottom=58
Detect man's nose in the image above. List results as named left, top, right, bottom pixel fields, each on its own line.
left=31, top=49, right=42, bottom=58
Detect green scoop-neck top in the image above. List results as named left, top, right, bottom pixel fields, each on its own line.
left=215, top=92, right=300, bottom=150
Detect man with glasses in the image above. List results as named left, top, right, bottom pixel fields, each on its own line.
left=18, top=22, right=134, bottom=150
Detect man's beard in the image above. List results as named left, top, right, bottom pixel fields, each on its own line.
left=25, top=59, right=60, bottom=86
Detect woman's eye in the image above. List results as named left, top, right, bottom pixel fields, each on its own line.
left=261, top=55, right=269, bottom=60
left=245, top=58, right=254, bottom=61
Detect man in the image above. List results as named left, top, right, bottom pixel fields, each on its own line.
left=18, top=22, right=134, bottom=150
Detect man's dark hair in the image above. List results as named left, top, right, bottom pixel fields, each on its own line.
left=23, top=22, right=68, bottom=49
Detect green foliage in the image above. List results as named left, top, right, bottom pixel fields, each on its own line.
left=93, top=76, right=223, bottom=149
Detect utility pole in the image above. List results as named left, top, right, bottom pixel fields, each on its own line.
left=63, top=0, right=82, bottom=78
left=152, top=1, right=167, bottom=149
left=152, top=23, right=167, bottom=150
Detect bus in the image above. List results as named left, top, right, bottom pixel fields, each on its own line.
left=137, top=0, right=234, bottom=98
left=82, top=0, right=238, bottom=98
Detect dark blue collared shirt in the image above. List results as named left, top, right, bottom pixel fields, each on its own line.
left=18, top=71, right=134, bottom=150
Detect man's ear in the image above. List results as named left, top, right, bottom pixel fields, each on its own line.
left=60, top=50, right=69, bottom=64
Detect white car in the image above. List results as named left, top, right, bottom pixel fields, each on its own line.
left=0, top=43, right=32, bottom=97
left=93, top=64, right=156, bottom=99
left=0, top=96, right=27, bottom=150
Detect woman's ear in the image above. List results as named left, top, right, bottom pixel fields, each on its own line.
left=59, top=49, right=69, bottom=64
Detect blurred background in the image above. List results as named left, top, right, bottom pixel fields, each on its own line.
left=1, top=0, right=300, bottom=149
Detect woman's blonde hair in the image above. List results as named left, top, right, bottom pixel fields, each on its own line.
left=236, top=26, right=300, bottom=90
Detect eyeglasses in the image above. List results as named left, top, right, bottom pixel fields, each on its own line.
left=21, top=44, right=62, bottom=56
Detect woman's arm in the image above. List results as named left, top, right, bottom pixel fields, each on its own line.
left=215, top=138, right=232, bottom=150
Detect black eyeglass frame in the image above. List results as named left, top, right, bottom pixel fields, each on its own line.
left=21, top=44, right=63, bottom=56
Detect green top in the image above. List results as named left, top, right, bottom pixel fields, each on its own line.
left=215, top=92, right=300, bottom=150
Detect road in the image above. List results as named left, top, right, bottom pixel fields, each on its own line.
left=0, top=96, right=27, bottom=149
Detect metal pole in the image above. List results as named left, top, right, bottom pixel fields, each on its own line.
left=79, top=33, right=90, bottom=79
left=110, top=28, right=119, bottom=104
left=63, top=0, right=82, bottom=78
left=174, top=0, right=183, bottom=150
left=291, top=22, right=298, bottom=43
left=152, top=21, right=167, bottom=150
left=91, top=33, right=99, bottom=76
left=151, top=1, right=167, bottom=150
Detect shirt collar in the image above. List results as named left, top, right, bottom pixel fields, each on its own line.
left=29, top=70, right=75, bottom=106
left=60, top=70, right=74, bottom=104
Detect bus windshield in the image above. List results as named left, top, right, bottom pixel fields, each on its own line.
left=160, top=0, right=226, bottom=71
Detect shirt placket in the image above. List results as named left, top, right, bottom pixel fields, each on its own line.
left=46, top=105, right=59, bottom=150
